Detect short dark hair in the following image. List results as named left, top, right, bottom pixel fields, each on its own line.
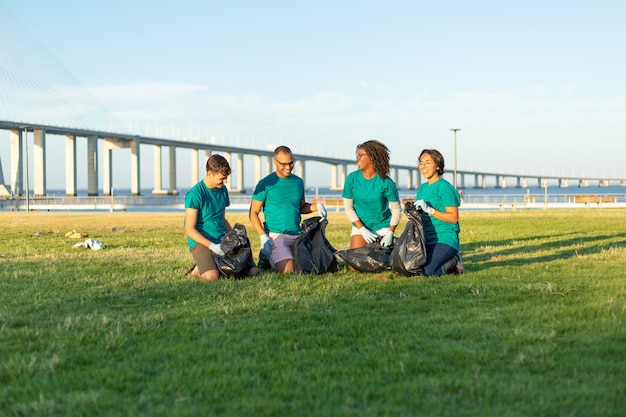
left=419, top=149, right=445, bottom=175
left=274, top=145, right=292, bottom=156
left=206, top=154, right=231, bottom=176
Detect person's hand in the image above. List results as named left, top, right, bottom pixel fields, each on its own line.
left=209, top=242, right=225, bottom=256
left=359, top=226, right=379, bottom=243
left=379, top=228, right=394, bottom=247
left=414, top=199, right=435, bottom=215
left=260, top=234, right=274, bottom=256
left=317, top=203, right=327, bottom=219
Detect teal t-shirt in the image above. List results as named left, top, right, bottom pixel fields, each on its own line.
left=416, top=178, right=461, bottom=250
left=342, top=171, right=400, bottom=231
left=252, top=173, right=305, bottom=235
left=184, top=180, right=230, bottom=248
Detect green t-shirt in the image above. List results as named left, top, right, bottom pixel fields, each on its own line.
left=184, top=180, right=230, bottom=248
left=342, top=171, right=400, bottom=231
left=416, top=178, right=461, bottom=250
left=252, top=173, right=305, bottom=235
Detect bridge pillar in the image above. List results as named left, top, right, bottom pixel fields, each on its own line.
left=331, top=164, right=339, bottom=191
left=459, top=173, right=465, bottom=189
left=579, top=179, right=589, bottom=187
left=65, top=135, right=77, bottom=196
left=265, top=156, right=272, bottom=176
left=191, top=149, right=199, bottom=185
left=235, top=152, right=244, bottom=192
left=169, top=145, right=178, bottom=195
left=559, top=179, right=569, bottom=188
left=521, top=177, right=528, bottom=188
left=407, top=169, right=413, bottom=190
left=0, top=151, right=8, bottom=197
left=254, top=155, right=262, bottom=184
left=474, top=174, right=480, bottom=189
left=103, top=143, right=113, bottom=196
left=130, top=139, right=141, bottom=196
left=298, top=160, right=306, bottom=187
left=153, top=145, right=165, bottom=195
left=10, top=129, right=23, bottom=196
left=87, top=135, right=98, bottom=196
left=33, top=129, right=46, bottom=196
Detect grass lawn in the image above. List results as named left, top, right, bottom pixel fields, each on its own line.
left=1, top=209, right=625, bottom=416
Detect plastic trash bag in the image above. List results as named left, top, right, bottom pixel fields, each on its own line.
left=213, top=223, right=257, bottom=278
left=293, top=216, right=338, bottom=274
left=336, top=241, right=393, bottom=273
left=390, top=202, right=426, bottom=276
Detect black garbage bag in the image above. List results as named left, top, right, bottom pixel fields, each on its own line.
left=336, top=241, right=393, bottom=273
left=213, top=223, right=257, bottom=278
left=257, top=247, right=272, bottom=270
left=390, top=202, right=426, bottom=276
left=294, top=216, right=338, bottom=274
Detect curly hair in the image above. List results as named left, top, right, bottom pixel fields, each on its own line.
left=356, top=140, right=391, bottom=178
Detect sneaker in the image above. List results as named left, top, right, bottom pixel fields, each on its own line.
left=454, top=253, right=465, bottom=275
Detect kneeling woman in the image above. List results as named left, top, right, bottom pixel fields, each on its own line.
left=414, top=149, right=464, bottom=276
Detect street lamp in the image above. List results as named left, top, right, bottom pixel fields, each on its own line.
left=450, top=129, right=460, bottom=189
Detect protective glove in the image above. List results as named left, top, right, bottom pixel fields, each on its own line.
left=379, top=228, right=394, bottom=247
left=317, top=203, right=327, bottom=219
left=260, top=234, right=274, bottom=256
left=414, top=199, right=435, bottom=215
left=359, top=226, right=379, bottom=244
left=209, top=242, right=225, bottom=256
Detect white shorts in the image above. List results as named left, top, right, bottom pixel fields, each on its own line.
left=268, top=233, right=299, bottom=263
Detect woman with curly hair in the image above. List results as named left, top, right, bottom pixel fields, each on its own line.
left=342, top=140, right=401, bottom=251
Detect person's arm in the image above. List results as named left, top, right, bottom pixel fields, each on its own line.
left=343, top=198, right=363, bottom=228
left=249, top=199, right=266, bottom=237
left=185, top=208, right=213, bottom=248
left=299, top=200, right=312, bottom=214
left=388, top=200, right=401, bottom=232
left=431, top=205, right=458, bottom=224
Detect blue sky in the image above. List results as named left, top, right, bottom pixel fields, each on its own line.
left=1, top=0, right=626, bottom=191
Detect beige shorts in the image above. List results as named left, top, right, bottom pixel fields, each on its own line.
left=268, top=233, right=299, bottom=264
left=190, top=244, right=218, bottom=274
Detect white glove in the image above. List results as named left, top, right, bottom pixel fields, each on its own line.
left=379, top=228, right=394, bottom=247
left=209, top=242, right=225, bottom=256
left=317, top=203, right=327, bottom=219
left=359, top=226, right=379, bottom=243
left=260, top=234, right=274, bottom=256
left=415, top=199, right=435, bottom=215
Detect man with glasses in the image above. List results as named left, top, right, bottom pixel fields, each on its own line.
left=249, top=145, right=327, bottom=273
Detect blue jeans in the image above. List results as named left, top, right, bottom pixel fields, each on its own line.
left=423, top=243, right=458, bottom=276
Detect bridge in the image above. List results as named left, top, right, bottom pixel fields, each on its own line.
left=1, top=4, right=625, bottom=200
left=2, top=119, right=626, bottom=200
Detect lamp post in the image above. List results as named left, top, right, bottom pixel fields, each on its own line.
left=450, top=128, right=461, bottom=189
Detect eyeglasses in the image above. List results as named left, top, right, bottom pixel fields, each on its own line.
left=418, top=160, right=434, bottom=167
left=356, top=153, right=368, bottom=160
left=274, top=158, right=295, bottom=168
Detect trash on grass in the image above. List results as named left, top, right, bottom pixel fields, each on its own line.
left=72, top=239, right=104, bottom=250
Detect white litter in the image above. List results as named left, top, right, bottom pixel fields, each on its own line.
left=73, top=239, right=105, bottom=250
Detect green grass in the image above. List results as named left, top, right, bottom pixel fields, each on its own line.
left=1, top=210, right=625, bottom=416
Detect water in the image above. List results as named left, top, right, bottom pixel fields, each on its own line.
left=3, top=184, right=626, bottom=212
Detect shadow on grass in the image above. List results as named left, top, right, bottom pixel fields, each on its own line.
left=462, top=231, right=626, bottom=272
